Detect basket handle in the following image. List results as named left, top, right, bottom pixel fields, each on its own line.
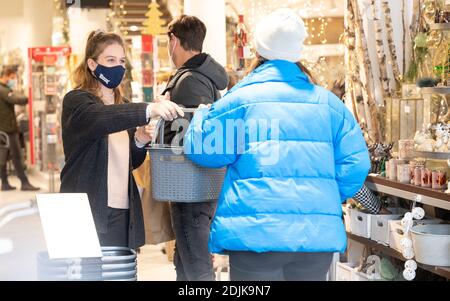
left=150, top=107, right=198, bottom=146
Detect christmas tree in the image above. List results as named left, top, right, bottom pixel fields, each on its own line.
left=142, top=0, right=166, bottom=36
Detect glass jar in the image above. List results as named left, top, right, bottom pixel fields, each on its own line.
left=422, top=168, right=433, bottom=188
left=388, top=159, right=398, bottom=180
left=414, top=167, right=423, bottom=186
left=397, top=164, right=411, bottom=184
left=433, top=169, right=447, bottom=190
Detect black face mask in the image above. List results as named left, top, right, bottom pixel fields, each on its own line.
left=93, top=63, right=126, bottom=89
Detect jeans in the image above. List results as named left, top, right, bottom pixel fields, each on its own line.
left=98, top=207, right=130, bottom=248
left=228, top=251, right=334, bottom=281
left=170, top=201, right=217, bottom=281
left=0, top=132, right=27, bottom=183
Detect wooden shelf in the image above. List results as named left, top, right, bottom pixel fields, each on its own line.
left=366, top=175, right=450, bottom=210
left=347, top=232, right=450, bottom=279
left=430, top=23, right=450, bottom=31
left=412, top=150, right=450, bottom=160
left=420, top=87, right=450, bottom=94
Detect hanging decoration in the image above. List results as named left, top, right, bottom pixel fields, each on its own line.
left=398, top=199, right=426, bottom=281
left=233, top=15, right=251, bottom=71
left=372, top=0, right=392, bottom=99
left=344, top=0, right=417, bottom=144
left=382, top=0, right=402, bottom=87
left=402, top=0, right=408, bottom=77
left=109, top=0, right=127, bottom=35
left=142, top=0, right=167, bottom=36
left=352, top=0, right=382, bottom=143
left=228, top=0, right=340, bottom=87
left=344, top=0, right=362, bottom=123
left=52, top=0, right=70, bottom=46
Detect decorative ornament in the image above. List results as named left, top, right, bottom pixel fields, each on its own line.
left=402, top=248, right=415, bottom=260
left=403, top=268, right=416, bottom=281
left=400, top=237, right=413, bottom=249
left=401, top=214, right=414, bottom=233
left=423, top=0, right=438, bottom=25
left=414, top=33, right=428, bottom=48
left=142, top=0, right=167, bottom=36
left=365, top=255, right=382, bottom=280
left=427, top=30, right=443, bottom=49
left=405, top=260, right=418, bottom=271
left=399, top=203, right=425, bottom=281
left=412, top=207, right=425, bottom=220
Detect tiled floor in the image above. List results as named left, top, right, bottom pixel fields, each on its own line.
left=0, top=174, right=178, bottom=281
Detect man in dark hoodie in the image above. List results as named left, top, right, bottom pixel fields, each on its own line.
left=160, top=15, right=229, bottom=281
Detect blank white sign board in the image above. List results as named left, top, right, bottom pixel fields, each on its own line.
left=36, top=194, right=102, bottom=259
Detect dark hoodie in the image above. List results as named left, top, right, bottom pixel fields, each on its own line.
left=161, top=53, right=229, bottom=144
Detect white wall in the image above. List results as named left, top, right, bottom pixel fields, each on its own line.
left=0, top=0, right=55, bottom=87
left=0, top=1, right=110, bottom=58
left=0, top=0, right=54, bottom=57
left=68, top=8, right=110, bottom=57
left=184, top=0, right=227, bottom=66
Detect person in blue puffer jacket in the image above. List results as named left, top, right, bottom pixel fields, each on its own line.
left=184, top=8, right=370, bottom=281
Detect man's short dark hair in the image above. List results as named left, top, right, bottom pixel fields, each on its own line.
left=168, top=15, right=207, bottom=52
left=0, top=65, right=18, bottom=77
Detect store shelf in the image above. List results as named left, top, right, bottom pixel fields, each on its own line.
left=412, top=150, right=450, bottom=160
left=429, top=23, right=450, bottom=31
left=347, top=232, right=450, bottom=279
left=420, top=87, right=450, bottom=94
left=365, top=175, right=450, bottom=210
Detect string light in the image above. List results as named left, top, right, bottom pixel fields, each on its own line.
left=52, top=0, right=70, bottom=45
left=232, top=0, right=339, bottom=88
left=239, top=0, right=329, bottom=47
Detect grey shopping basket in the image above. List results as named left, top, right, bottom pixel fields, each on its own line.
left=147, top=108, right=226, bottom=203
left=0, top=131, right=9, bottom=166
left=37, top=247, right=137, bottom=281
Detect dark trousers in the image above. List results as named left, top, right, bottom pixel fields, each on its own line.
left=228, top=251, right=334, bottom=281
left=170, top=201, right=217, bottom=281
left=98, top=207, right=130, bottom=248
left=0, top=132, right=27, bottom=183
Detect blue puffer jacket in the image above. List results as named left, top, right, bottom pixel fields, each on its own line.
left=184, top=60, right=370, bottom=254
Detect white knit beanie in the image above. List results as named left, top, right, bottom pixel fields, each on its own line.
left=254, top=8, right=308, bottom=62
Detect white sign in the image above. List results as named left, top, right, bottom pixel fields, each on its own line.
left=36, top=194, right=102, bottom=259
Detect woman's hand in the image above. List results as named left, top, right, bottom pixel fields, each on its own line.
left=194, top=103, right=211, bottom=114
left=198, top=103, right=211, bottom=110
left=149, top=100, right=184, bottom=121
left=135, top=123, right=157, bottom=145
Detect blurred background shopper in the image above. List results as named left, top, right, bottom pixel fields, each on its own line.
left=0, top=65, right=40, bottom=192
left=184, top=9, right=370, bottom=281
left=60, top=30, right=183, bottom=249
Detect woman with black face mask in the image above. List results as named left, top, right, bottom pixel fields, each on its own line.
left=60, top=30, right=184, bottom=249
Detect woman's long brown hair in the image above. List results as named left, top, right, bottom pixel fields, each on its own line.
left=246, top=55, right=317, bottom=85
left=73, top=31, right=126, bottom=104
